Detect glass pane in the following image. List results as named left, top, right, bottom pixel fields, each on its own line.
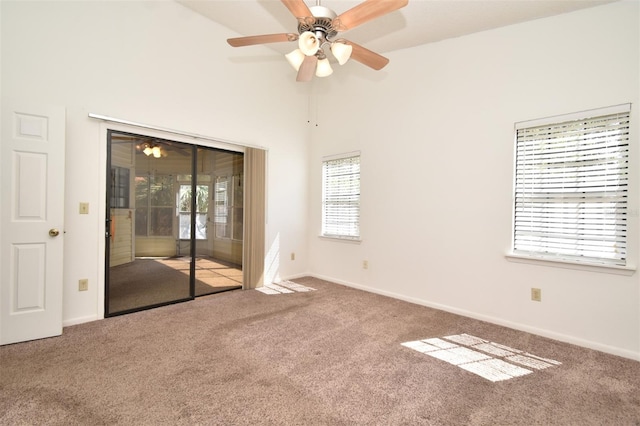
left=179, top=185, right=209, bottom=240
left=150, top=207, right=173, bottom=236
left=110, top=167, right=130, bottom=208
left=195, top=213, right=207, bottom=239
left=135, top=176, right=149, bottom=208
left=179, top=185, right=191, bottom=213
left=107, top=132, right=192, bottom=315
left=135, top=207, right=148, bottom=236
left=233, top=207, right=243, bottom=240
left=215, top=177, right=230, bottom=239
left=107, top=132, right=243, bottom=315
left=178, top=212, right=208, bottom=240
left=195, top=185, right=209, bottom=213
left=179, top=212, right=190, bottom=239
left=150, top=176, right=173, bottom=206
left=194, top=149, right=243, bottom=297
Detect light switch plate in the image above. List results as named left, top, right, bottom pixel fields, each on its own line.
left=531, top=288, right=542, bottom=302
left=79, top=279, right=89, bottom=291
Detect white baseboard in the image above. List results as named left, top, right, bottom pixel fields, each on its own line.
left=301, top=273, right=640, bottom=362
left=63, top=314, right=100, bottom=327
left=276, top=272, right=310, bottom=282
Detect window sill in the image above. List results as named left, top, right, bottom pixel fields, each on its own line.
left=319, top=235, right=362, bottom=244
left=505, top=252, right=636, bottom=276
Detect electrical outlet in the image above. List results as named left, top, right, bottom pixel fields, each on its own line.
left=290, top=252, right=295, bottom=261
left=79, top=279, right=89, bottom=291
left=531, top=288, right=541, bottom=302
left=363, top=260, right=369, bottom=269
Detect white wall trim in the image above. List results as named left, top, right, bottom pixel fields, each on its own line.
left=514, top=102, right=631, bottom=129
left=296, top=273, right=640, bottom=362
left=63, top=315, right=100, bottom=327
left=88, top=113, right=267, bottom=152
left=278, top=272, right=310, bottom=283
left=505, top=253, right=636, bottom=276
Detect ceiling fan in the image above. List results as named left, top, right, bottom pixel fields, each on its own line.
left=227, top=0, right=408, bottom=82
left=112, top=134, right=189, bottom=158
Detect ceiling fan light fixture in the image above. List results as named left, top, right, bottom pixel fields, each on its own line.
left=316, top=58, right=333, bottom=77
left=226, top=0, right=406, bottom=81
left=298, top=31, right=319, bottom=56
left=285, top=48, right=305, bottom=71
left=152, top=146, right=162, bottom=158
left=331, top=41, right=353, bottom=65
left=143, top=145, right=153, bottom=156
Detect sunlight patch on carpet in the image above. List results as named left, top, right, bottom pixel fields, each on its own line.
left=256, top=281, right=316, bottom=295
left=402, top=333, right=561, bottom=382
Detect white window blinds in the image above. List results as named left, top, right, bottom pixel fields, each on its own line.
left=514, top=105, right=630, bottom=266
left=322, top=153, right=360, bottom=239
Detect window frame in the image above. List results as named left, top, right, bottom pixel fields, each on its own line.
left=134, top=174, right=175, bottom=238
left=213, top=174, right=244, bottom=241
left=321, top=151, right=361, bottom=242
left=508, top=104, right=634, bottom=273
left=110, top=166, right=130, bottom=209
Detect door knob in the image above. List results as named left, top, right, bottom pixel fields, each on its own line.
left=49, top=228, right=60, bottom=237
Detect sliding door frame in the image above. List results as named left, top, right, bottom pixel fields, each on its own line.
left=105, top=130, right=197, bottom=316
left=95, top=117, right=264, bottom=318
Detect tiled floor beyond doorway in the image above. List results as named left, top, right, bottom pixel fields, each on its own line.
left=158, top=256, right=243, bottom=295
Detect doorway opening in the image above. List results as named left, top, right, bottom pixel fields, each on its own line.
left=105, top=130, right=244, bottom=316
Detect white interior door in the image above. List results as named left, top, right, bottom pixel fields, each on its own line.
left=0, top=102, right=66, bottom=345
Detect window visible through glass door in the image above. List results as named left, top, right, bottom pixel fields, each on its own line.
left=179, top=183, right=209, bottom=240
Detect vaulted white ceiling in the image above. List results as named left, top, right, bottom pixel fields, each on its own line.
left=178, top=0, right=616, bottom=57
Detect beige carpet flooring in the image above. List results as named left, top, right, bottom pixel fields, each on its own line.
left=1, top=277, right=639, bottom=425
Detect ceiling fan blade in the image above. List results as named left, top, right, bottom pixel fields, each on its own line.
left=333, top=0, right=408, bottom=31
left=296, top=55, right=318, bottom=82
left=345, top=41, right=389, bottom=70
left=227, top=33, right=298, bottom=47
left=281, top=0, right=313, bottom=19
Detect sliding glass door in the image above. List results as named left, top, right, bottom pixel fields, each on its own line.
left=105, top=131, right=243, bottom=316
left=194, top=149, right=244, bottom=296
left=175, top=148, right=245, bottom=298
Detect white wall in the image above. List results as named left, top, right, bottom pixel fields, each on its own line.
left=1, top=1, right=311, bottom=325
left=3, top=0, right=639, bottom=360
left=308, top=1, right=640, bottom=359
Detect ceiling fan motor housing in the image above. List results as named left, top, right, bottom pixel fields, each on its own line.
left=298, top=5, right=338, bottom=41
